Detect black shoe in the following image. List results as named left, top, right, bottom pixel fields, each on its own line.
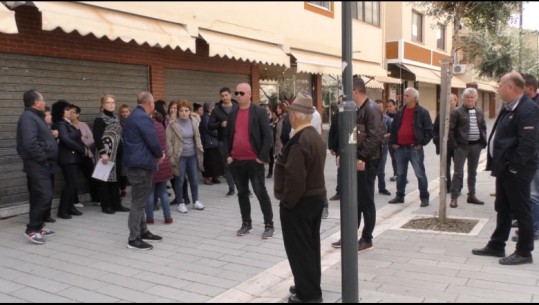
left=141, top=231, right=163, bottom=243
left=288, top=294, right=323, bottom=303
left=170, top=198, right=178, bottom=205
left=69, top=208, right=83, bottom=216
left=420, top=199, right=429, bottom=207
left=127, top=238, right=153, bottom=251
left=379, top=189, right=391, bottom=196
left=248, top=190, right=253, bottom=198
left=389, top=176, right=397, bottom=182
left=472, top=246, right=505, bottom=258
left=43, top=217, right=56, bottom=223
left=102, top=207, right=116, bottom=214
left=388, top=197, right=404, bottom=204
left=226, top=190, right=235, bottom=197
left=57, top=212, right=72, bottom=219
left=113, top=205, right=130, bottom=212
left=266, top=172, right=272, bottom=179
left=499, top=252, right=533, bottom=265
left=289, top=286, right=296, bottom=294
left=184, top=198, right=191, bottom=205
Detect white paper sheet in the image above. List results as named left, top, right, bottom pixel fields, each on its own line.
left=92, top=160, right=115, bottom=182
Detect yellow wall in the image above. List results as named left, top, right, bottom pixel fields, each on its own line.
left=385, top=2, right=452, bottom=58
left=80, top=1, right=386, bottom=66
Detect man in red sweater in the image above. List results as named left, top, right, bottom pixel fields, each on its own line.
left=388, top=87, right=433, bottom=207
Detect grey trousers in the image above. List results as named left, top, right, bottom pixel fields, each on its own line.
left=126, top=167, right=153, bottom=241
left=450, top=143, right=483, bottom=197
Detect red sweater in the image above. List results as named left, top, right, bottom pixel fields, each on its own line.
left=231, top=108, right=258, bottom=160
left=397, top=107, right=416, bottom=145
left=152, top=119, right=173, bottom=183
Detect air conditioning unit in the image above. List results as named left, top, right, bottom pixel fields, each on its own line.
left=452, top=64, right=467, bottom=75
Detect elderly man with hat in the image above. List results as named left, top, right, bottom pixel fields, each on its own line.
left=274, top=92, right=327, bottom=303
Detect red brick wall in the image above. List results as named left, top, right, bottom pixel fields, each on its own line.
left=1, top=6, right=258, bottom=100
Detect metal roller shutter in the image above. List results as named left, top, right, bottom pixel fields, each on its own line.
left=0, top=52, right=149, bottom=208
left=164, top=69, right=249, bottom=104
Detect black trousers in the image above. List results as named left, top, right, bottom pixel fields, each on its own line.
left=357, top=158, right=379, bottom=242
left=97, top=181, right=121, bottom=211
left=24, top=160, right=54, bottom=233
left=280, top=198, right=323, bottom=301
left=43, top=173, right=55, bottom=221
left=230, top=160, right=273, bottom=225
left=77, top=156, right=99, bottom=202
left=488, top=169, right=535, bottom=256
left=58, top=163, right=80, bottom=215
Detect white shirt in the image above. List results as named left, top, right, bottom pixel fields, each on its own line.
left=290, top=107, right=322, bottom=137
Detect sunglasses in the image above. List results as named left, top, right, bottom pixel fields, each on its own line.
left=235, top=91, right=248, bottom=96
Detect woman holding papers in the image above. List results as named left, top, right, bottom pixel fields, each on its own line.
left=51, top=100, right=86, bottom=220
left=93, top=94, right=130, bottom=215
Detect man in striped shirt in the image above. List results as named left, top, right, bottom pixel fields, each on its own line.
left=448, top=88, right=488, bottom=208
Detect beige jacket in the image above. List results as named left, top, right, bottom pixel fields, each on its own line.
left=166, top=115, right=204, bottom=176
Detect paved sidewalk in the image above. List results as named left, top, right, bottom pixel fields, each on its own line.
left=1, top=128, right=538, bottom=302
left=314, top=153, right=539, bottom=303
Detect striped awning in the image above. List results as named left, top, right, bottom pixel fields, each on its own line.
left=34, top=1, right=195, bottom=52
left=200, top=29, right=290, bottom=67
left=0, top=4, right=17, bottom=34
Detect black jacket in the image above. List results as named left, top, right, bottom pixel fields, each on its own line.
left=389, top=103, right=433, bottom=147
left=327, top=112, right=339, bottom=153
left=209, top=99, right=239, bottom=141
left=223, top=103, right=273, bottom=163
left=449, top=106, right=487, bottom=148
left=486, top=95, right=539, bottom=178
left=356, top=99, right=384, bottom=161
left=16, top=107, right=58, bottom=166
left=200, top=113, right=218, bottom=149
left=52, top=120, right=86, bottom=165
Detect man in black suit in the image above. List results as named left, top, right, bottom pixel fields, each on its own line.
left=472, top=72, right=539, bottom=265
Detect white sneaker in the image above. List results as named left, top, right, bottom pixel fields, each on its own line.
left=194, top=200, right=205, bottom=210
left=74, top=203, right=84, bottom=208
left=178, top=203, right=188, bottom=213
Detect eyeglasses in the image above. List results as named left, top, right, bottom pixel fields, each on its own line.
left=235, top=91, right=248, bottom=96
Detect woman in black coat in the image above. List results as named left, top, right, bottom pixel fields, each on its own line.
left=51, top=100, right=87, bottom=219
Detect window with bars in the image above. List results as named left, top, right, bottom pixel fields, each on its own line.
left=412, top=10, right=423, bottom=43
left=307, top=1, right=331, bottom=11
left=351, top=2, right=380, bottom=27
left=436, top=23, right=446, bottom=50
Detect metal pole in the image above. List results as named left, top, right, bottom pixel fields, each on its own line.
left=340, top=2, right=358, bottom=303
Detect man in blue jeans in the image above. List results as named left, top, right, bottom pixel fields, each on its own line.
left=123, top=91, right=165, bottom=251
left=388, top=87, right=433, bottom=207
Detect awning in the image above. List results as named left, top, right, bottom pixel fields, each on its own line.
left=34, top=2, right=195, bottom=52
left=289, top=49, right=341, bottom=75
left=200, top=29, right=289, bottom=67
left=353, top=61, right=388, bottom=78
left=375, top=76, right=403, bottom=84
left=364, top=79, right=384, bottom=90
left=0, top=4, right=18, bottom=34
left=431, top=71, right=467, bottom=89
left=476, top=82, right=498, bottom=93
left=402, top=64, right=440, bottom=84
left=450, top=75, right=467, bottom=89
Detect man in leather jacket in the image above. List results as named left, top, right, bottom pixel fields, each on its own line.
left=331, top=77, right=384, bottom=252
left=388, top=87, right=433, bottom=207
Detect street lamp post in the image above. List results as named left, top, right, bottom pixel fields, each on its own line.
left=340, top=2, right=359, bottom=303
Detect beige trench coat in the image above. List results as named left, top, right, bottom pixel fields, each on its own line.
left=166, top=115, right=204, bottom=176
